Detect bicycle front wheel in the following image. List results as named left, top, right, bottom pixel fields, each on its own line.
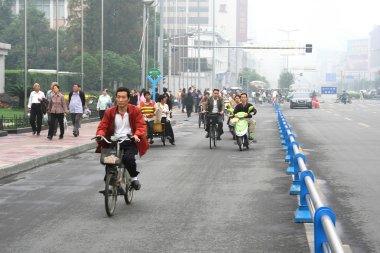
left=105, top=173, right=117, bottom=217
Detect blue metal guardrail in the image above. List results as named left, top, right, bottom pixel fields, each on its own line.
left=275, top=102, right=345, bottom=253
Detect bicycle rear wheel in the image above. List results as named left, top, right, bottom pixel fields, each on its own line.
left=105, top=173, right=117, bottom=217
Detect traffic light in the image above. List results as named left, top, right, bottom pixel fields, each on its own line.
left=305, top=44, right=312, bottom=53
left=162, top=75, right=166, bottom=84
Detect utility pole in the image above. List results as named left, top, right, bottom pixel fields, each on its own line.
left=212, top=0, right=215, bottom=90
left=278, top=29, right=299, bottom=72
left=56, top=0, right=59, bottom=83
left=101, top=0, right=104, bottom=91
left=24, top=0, right=27, bottom=112
left=81, top=0, right=84, bottom=90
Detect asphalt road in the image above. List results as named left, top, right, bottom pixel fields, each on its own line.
left=0, top=105, right=309, bottom=253
left=281, top=99, right=380, bottom=253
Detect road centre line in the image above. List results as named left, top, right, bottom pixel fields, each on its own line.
left=344, top=117, right=352, bottom=121
left=358, top=123, right=370, bottom=128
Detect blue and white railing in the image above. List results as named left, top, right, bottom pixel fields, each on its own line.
left=276, top=106, right=345, bottom=253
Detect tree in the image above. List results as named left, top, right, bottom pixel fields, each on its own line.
left=0, top=0, right=13, bottom=37
left=70, top=52, right=100, bottom=90
left=238, top=68, right=268, bottom=92
left=278, top=70, right=294, bottom=89
left=1, top=6, right=56, bottom=69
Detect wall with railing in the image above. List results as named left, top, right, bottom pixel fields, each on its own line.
left=275, top=103, right=346, bottom=253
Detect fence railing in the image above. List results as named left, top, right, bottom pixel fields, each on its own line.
left=0, top=110, right=99, bottom=131
left=276, top=104, right=345, bottom=253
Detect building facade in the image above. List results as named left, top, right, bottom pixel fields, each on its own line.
left=11, top=0, right=68, bottom=29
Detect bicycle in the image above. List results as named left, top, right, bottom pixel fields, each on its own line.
left=92, top=135, right=135, bottom=217
left=207, top=113, right=219, bottom=149
left=198, top=111, right=205, bottom=128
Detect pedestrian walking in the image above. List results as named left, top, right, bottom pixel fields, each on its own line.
left=183, top=88, right=194, bottom=118
left=181, top=88, right=186, bottom=112
left=129, top=89, right=139, bottom=105
left=28, top=83, right=45, bottom=135
left=47, top=83, right=67, bottom=140
left=69, top=83, right=85, bottom=137
left=97, top=88, right=112, bottom=120
left=46, top=82, right=58, bottom=135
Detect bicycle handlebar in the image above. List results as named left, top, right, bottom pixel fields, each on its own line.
left=92, top=134, right=135, bottom=144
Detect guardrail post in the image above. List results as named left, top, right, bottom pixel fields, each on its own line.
left=314, top=207, right=336, bottom=253
left=286, top=137, right=298, bottom=174
left=285, top=134, right=296, bottom=162
left=290, top=153, right=305, bottom=194
left=294, top=170, right=313, bottom=223
left=274, top=101, right=279, bottom=113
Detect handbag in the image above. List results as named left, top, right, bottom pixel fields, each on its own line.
left=63, top=117, right=68, bottom=130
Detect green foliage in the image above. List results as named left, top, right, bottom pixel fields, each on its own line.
left=0, top=0, right=13, bottom=36
left=70, top=52, right=100, bottom=89
left=238, top=68, right=268, bottom=92
left=1, top=6, right=56, bottom=69
left=278, top=70, right=294, bottom=89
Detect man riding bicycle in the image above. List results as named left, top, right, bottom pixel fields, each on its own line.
left=204, top=89, right=225, bottom=140
left=232, top=93, right=257, bottom=141
left=96, top=87, right=149, bottom=191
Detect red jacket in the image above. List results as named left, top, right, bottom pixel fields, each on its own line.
left=95, top=105, right=149, bottom=156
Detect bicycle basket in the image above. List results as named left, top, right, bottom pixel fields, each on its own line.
left=100, top=148, right=121, bottom=165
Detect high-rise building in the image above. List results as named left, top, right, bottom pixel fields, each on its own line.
left=11, top=0, right=68, bottom=29
left=163, top=0, right=210, bottom=36
left=369, top=25, right=380, bottom=77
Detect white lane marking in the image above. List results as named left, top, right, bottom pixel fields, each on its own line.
left=344, top=117, right=352, bottom=121
left=358, top=123, right=370, bottom=128
left=326, top=111, right=332, bottom=113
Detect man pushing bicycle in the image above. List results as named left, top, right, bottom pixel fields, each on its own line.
left=96, top=87, right=149, bottom=191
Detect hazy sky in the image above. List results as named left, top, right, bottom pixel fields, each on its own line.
left=246, top=0, right=380, bottom=87
left=248, top=0, right=380, bottom=51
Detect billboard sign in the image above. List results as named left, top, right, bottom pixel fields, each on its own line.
left=321, top=87, right=337, bottom=94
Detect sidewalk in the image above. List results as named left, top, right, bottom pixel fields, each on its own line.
left=0, top=108, right=184, bottom=179
left=0, top=121, right=100, bottom=178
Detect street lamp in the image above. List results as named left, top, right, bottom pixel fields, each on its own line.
left=278, top=29, right=299, bottom=71
left=140, top=0, right=155, bottom=90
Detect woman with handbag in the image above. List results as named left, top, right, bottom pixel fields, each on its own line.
left=154, top=95, right=175, bottom=145
left=47, top=83, right=67, bottom=140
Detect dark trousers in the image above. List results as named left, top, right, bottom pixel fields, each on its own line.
left=30, top=103, right=43, bottom=133
left=99, top=110, right=105, bottom=120
left=186, top=106, right=192, bottom=117
left=48, top=113, right=64, bottom=137
left=161, top=118, right=175, bottom=143
left=120, top=141, right=139, bottom=178
left=146, top=120, right=154, bottom=140
left=205, top=114, right=224, bottom=135
left=48, top=113, right=58, bottom=135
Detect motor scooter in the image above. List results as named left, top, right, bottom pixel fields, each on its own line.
left=234, top=105, right=254, bottom=151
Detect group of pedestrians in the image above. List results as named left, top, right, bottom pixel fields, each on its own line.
left=28, top=82, right=86, bottom=140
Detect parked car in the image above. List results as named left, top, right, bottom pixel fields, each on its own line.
left=290, top=93, right=312, bottom=109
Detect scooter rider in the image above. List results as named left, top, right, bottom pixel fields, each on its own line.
left=204, top=89, right=225, bottom=140
left=233, top=93, right=257, bottom=141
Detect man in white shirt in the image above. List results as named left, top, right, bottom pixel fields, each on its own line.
left=28, top=83, right=45, bottom=135
left=97, top=88, right=112, bottom=120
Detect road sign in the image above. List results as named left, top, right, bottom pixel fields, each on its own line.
left=321, top=87, right=337, bottom=94
left=148, top=68, right=161, bottom=78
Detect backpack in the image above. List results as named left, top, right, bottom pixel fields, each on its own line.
left=41, top=98, right=49, bottom=115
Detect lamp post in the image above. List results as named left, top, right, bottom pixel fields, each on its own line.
left=100, top=0, right=104, bottom=91
left=24, top=0, right=27, bottom=112
left=81, top=0, right=84, bottom=90
left=278, top=29, right=299, bottom=71
left=141, top=0, right=155, bottom=90
left=56, top=0, right=59, bottom=83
